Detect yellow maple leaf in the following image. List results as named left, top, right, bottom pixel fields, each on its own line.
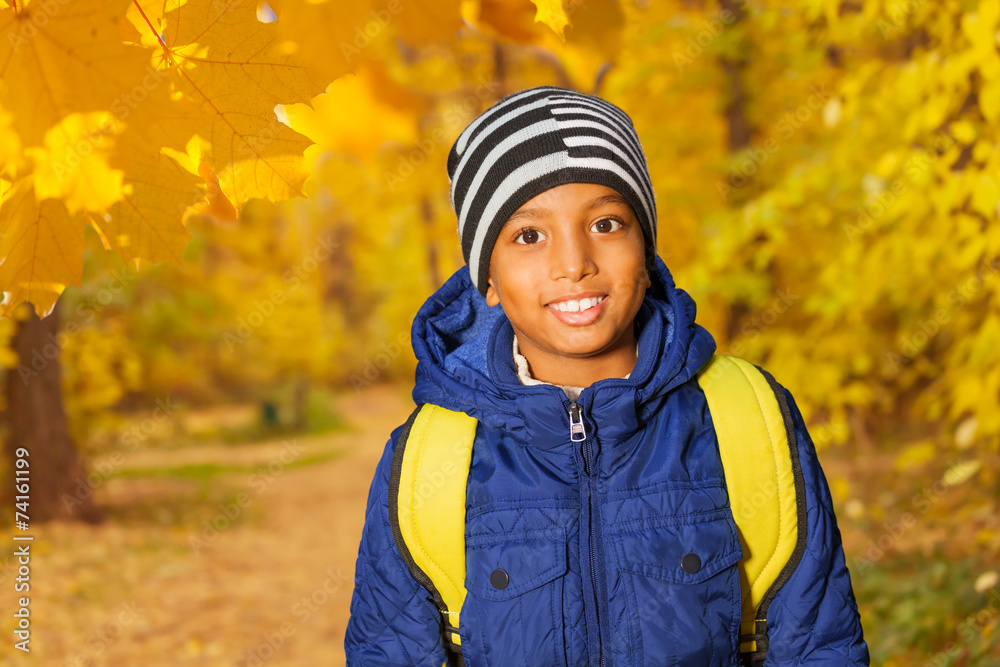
left=0, top=102, right=23, bottom=176
left=538, top=0, right=624, bottom=88
left=272, top=0, right=380, bottom=83
left=0, top=0, right=151, bottom=145
left=0, top=178, right=83, bottom=318
left=466, top=0, right=547, bottom=44
left=129, top=0, right=329, bottom=205
left=282, top=64, right=421, bottom=166
left=25, top=112, right=126, bottom=214
left=102, top=125, right=201, bottom=266
left=529, top=0, right=570, bottom=40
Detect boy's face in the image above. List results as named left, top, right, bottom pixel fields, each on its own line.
left=485, top=182, right=652, bottom=381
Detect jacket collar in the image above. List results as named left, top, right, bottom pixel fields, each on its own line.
left=410, top=254, right=716, bottom=452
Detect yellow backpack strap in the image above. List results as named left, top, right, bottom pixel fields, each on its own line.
left=387, top=403, right=478, bottom=667
left=696, top=354, right=808, bottom=665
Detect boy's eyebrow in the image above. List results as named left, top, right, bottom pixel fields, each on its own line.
left=506, top=193, right=631, bottom=223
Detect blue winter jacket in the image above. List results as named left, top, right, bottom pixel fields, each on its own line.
left=345, top=255, right=870, bottom=666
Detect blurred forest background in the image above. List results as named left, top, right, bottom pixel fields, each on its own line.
left=0, top=0, right=998, bottom=664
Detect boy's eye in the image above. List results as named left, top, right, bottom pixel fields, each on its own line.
left=512, top=218, right=623, bottom=244
left=514, top=227, right=547, bottom=245
left=592, top=217, right=623, bottom=233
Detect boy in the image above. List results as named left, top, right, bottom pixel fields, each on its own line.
left=345, top=85, right=870, bottom=666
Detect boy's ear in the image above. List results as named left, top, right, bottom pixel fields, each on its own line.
left=485, top=277, right=500, bottom=307
left=483, top=259, right=503, bottom=306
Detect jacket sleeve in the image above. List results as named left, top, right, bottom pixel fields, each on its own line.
left=761, top=380, right=871, bottom=666
left=344, top=420, right=449, bottom=667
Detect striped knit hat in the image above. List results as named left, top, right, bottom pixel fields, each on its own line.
left=446, top=85, right=658, bottom=298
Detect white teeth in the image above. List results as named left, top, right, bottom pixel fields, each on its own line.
left=551, top=296, right=605, bottom=313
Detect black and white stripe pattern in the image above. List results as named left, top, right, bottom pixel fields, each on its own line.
left=446, top=85, right=657, bottom=297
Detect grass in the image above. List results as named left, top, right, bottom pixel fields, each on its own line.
left=111, top=450, right=344, bottom=481
left=207, top=384, right=351, bottom=444
left=858, top=553, right=999, bottom=665
left=80, top=384, right=353, bottom=456
left=96, top=447, right=346, bottom=529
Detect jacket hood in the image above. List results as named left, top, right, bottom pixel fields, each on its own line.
left=410, top=254, right=717, bottom=450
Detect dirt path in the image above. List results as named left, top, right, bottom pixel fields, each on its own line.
left=0, top=382, right=415, bottom=667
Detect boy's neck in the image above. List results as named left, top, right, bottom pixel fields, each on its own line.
left=514, top=323, right=640, bottom=388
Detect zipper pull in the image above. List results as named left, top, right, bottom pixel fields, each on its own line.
left=568, top=401, right=586, bottom=442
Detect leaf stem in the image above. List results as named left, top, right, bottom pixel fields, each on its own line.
left=132, top=0, right=169, bottom=51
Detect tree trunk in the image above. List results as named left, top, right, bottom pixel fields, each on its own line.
left=2, top=301, right=105, bottom=524
left=717, top=0, right=757, bottom=348
left=292, top=373, right=309, bottom=432
left=421, top=197, right=442, bottom=289
left=719, top=0, right=752, bottom=154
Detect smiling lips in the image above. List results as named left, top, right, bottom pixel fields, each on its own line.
left=546, top=294, right=608, bottom=326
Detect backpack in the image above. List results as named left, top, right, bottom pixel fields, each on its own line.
left=386, top=354, right=808, bottom=667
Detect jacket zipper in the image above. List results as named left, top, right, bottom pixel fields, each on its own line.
left=569, top=399, right=606, bottom=667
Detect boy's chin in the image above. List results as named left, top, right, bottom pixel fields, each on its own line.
left=540, top=334, right=624, bottom=358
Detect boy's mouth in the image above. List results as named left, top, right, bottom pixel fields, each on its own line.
left=545, top=293, right=608, bottom=326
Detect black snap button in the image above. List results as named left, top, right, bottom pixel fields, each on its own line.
left=490, top=568, right=509, bottom=589
left=681, top=552, right=702, bottom=574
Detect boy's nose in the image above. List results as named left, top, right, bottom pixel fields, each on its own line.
left=549, top=227, right=596, bottom=281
